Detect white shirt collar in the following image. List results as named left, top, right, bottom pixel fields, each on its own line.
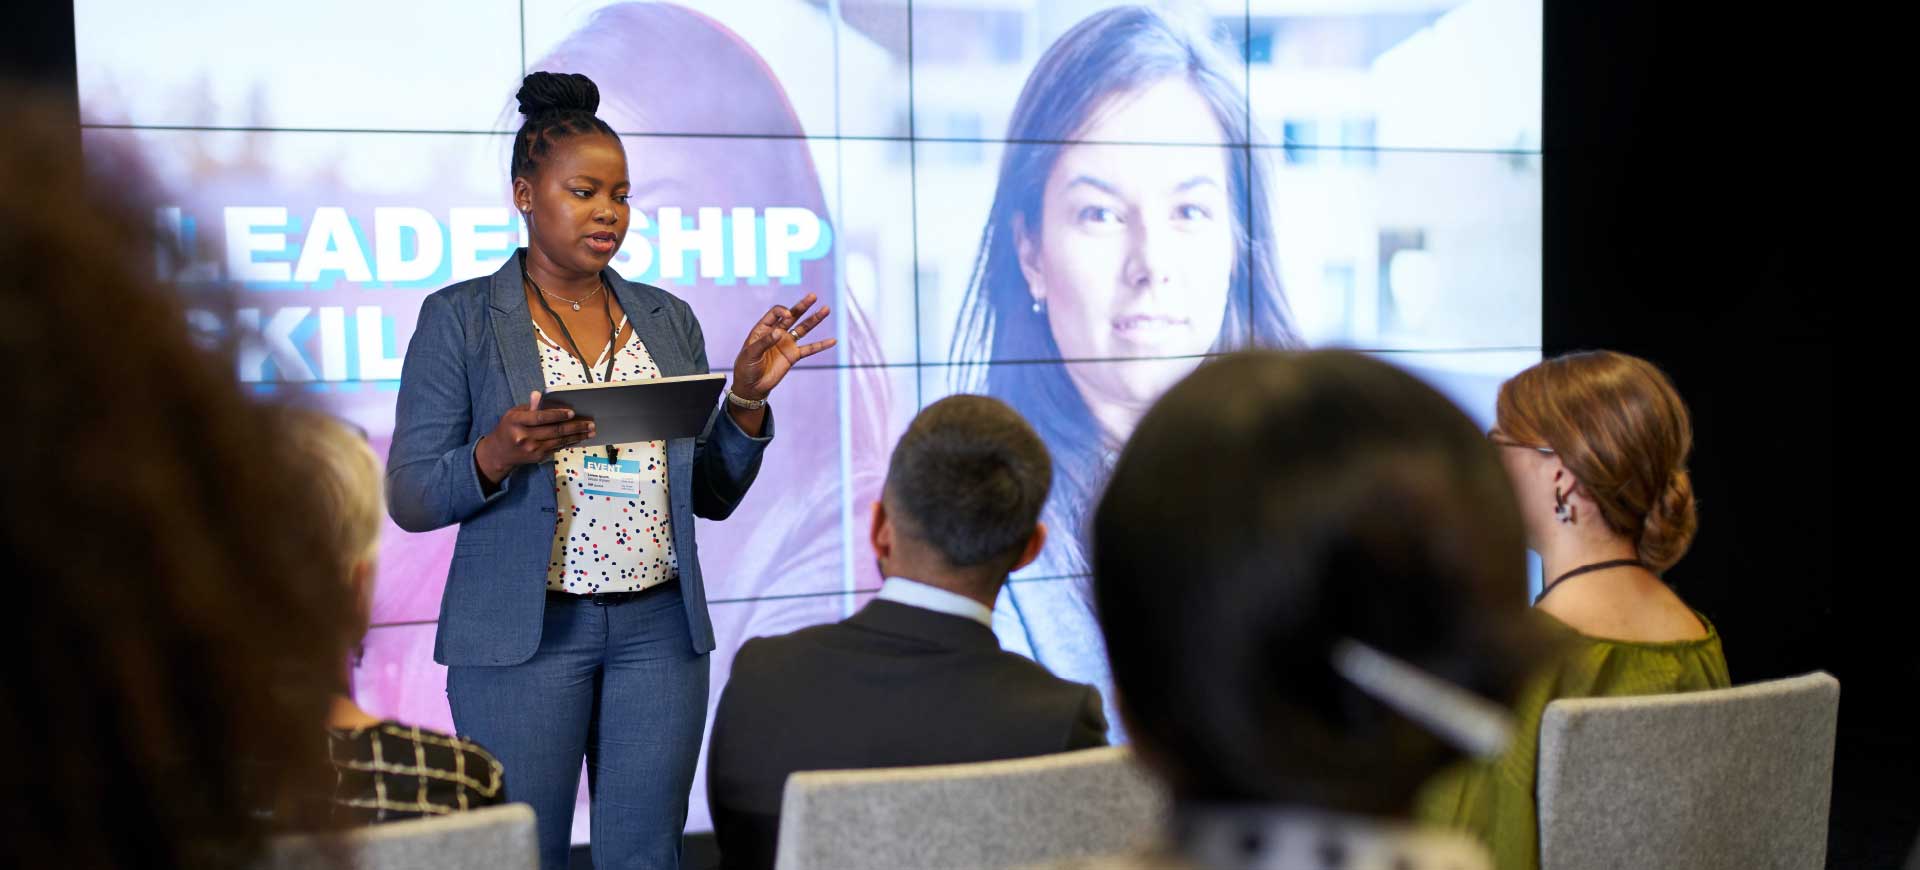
left=875, top=577, right=995, bottom=628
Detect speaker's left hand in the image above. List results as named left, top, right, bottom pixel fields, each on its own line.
left=731, top=293, right=835, bottom=401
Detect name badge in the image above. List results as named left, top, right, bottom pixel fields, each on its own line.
left=582, top=455, right=643, bottom=498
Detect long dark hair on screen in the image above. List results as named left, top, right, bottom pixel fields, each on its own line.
left=1094, top=351, right=1538, bottom=812
left=950, top=5, right=1297, bottom=578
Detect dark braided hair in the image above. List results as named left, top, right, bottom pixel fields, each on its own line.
left=511, top=71, right=619, bottom=180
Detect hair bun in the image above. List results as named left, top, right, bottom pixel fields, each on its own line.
left=516, top=71, right=600, bottom=119
left=1637, top=468, right=1697, bottom=573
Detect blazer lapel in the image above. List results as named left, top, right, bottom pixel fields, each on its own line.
left=489, top=255, right=544, bottom=403
left=605, top=271, right=690, bottom=377
left=487, top=253, right=553, bottom=481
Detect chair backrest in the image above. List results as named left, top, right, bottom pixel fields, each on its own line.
left=1537, top=671, right=1839, bottom=870
left=774, top=746, right=1169, bottom=870
left=255, top=803, right=539, bottom=870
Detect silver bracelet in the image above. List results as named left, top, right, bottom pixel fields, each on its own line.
left=725, top=388, right=768, bottom=411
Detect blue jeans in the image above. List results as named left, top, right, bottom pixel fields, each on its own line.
left=448, top=584, right=710, bottom=870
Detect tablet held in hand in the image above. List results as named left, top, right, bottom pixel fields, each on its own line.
left=537, top=373, right=727, bottom=446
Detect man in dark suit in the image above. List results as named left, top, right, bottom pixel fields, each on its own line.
left=706, top=395, right=1108, bottom=870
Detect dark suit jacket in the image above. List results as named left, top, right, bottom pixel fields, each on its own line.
left=706, top=598, right=1108, bottom=870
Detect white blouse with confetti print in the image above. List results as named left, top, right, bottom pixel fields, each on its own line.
left=535, top=317, right=677, bottom=594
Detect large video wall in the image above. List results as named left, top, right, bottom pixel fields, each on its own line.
left=75, top=0, right=1540, bottom=838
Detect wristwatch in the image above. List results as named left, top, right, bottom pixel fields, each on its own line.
left=725, top=388, right=768, bottom=411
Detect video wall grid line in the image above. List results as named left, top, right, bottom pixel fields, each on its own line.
left=906, top=0, right=922, bottom=407
left=80, top=122, right=1547, bottom=155
left=365, top=571, right=1095, bottom=629
left=222, top=346, right=1549, bottom=393
left=827, top=0, right=859, bottom=612
left=1244, top=0, right=1255, bottom=353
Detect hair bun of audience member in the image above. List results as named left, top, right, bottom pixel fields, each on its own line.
left=1639, top=467, right=1697, bottom=573
left=1495, top=350, right=1699, bottom=573
left=516, top=71, right=601, bottom=119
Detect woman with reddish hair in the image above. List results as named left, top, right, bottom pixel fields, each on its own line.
left=1420, top=350, right=1730, bottom=870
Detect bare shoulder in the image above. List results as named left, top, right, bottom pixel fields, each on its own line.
left=1540, top=573, right=1709, bottom=643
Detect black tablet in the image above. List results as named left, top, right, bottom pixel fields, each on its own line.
left=537, top=373, right=727, bottom=447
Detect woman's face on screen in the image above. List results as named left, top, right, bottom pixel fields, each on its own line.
left=1018, top=77, right=1236, bottom=432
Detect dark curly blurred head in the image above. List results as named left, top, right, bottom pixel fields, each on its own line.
left=1092, top=350, right=1544, bottom=814
left=1, top=88, right=353, bottom=868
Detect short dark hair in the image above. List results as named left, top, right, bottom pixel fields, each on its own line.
left=1092, top=351, right=1539, bottom=814
left=884, top=396, right=1052, bottom=576
left=511, top=71, right=619, bottom=181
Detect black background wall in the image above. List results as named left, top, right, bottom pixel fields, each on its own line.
left=5, top=6, right=76, bottom=119
left=1544, top=4, right=1900, bottom=867
left=7, top=2, right=1895, bottom=866
left=1544, top=9, right=1828, bottom=685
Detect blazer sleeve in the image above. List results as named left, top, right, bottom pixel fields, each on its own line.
left=386, top=292, right=511, bottom=532
left=1066, top=685, right=1111, bottom=750
left=684, top=299, right=773, bottom=521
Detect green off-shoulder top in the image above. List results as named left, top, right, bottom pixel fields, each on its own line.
left=1415, top=610, right=1730, bottom=870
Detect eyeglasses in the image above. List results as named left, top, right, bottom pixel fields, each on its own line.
left=1487, top=429, right=1555, bottom=456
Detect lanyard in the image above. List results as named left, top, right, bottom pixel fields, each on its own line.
left=522, top=252, right=621, bottom=463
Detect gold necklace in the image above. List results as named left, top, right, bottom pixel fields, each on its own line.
left=529, top=279, right=603, bottom=312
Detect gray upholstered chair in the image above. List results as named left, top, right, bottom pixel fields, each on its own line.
left=773, top=746, right=1169, bottom=870
left=255, top=803, right=538, bottom=870
left=1537, top=671, right=1840, bottom=870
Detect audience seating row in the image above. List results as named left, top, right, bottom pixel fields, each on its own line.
left=262, top=672, right=1837, bottom=870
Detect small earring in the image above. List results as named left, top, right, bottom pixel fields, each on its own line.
left=1031, top=298, right=1047, bottom=315
left=1553, top=486, right=1575, bottom=524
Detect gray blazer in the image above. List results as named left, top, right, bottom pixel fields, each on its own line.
left=386, top=254, right=772, bottom=666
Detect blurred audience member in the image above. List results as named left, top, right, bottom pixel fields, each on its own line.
left=1, top=95, right=351, bottom=868
left=274, top=407, right=505, bottom=823
left=1071, top=350, right=1539, bottom=870
left=708, top=395, right=1105, bottom=870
